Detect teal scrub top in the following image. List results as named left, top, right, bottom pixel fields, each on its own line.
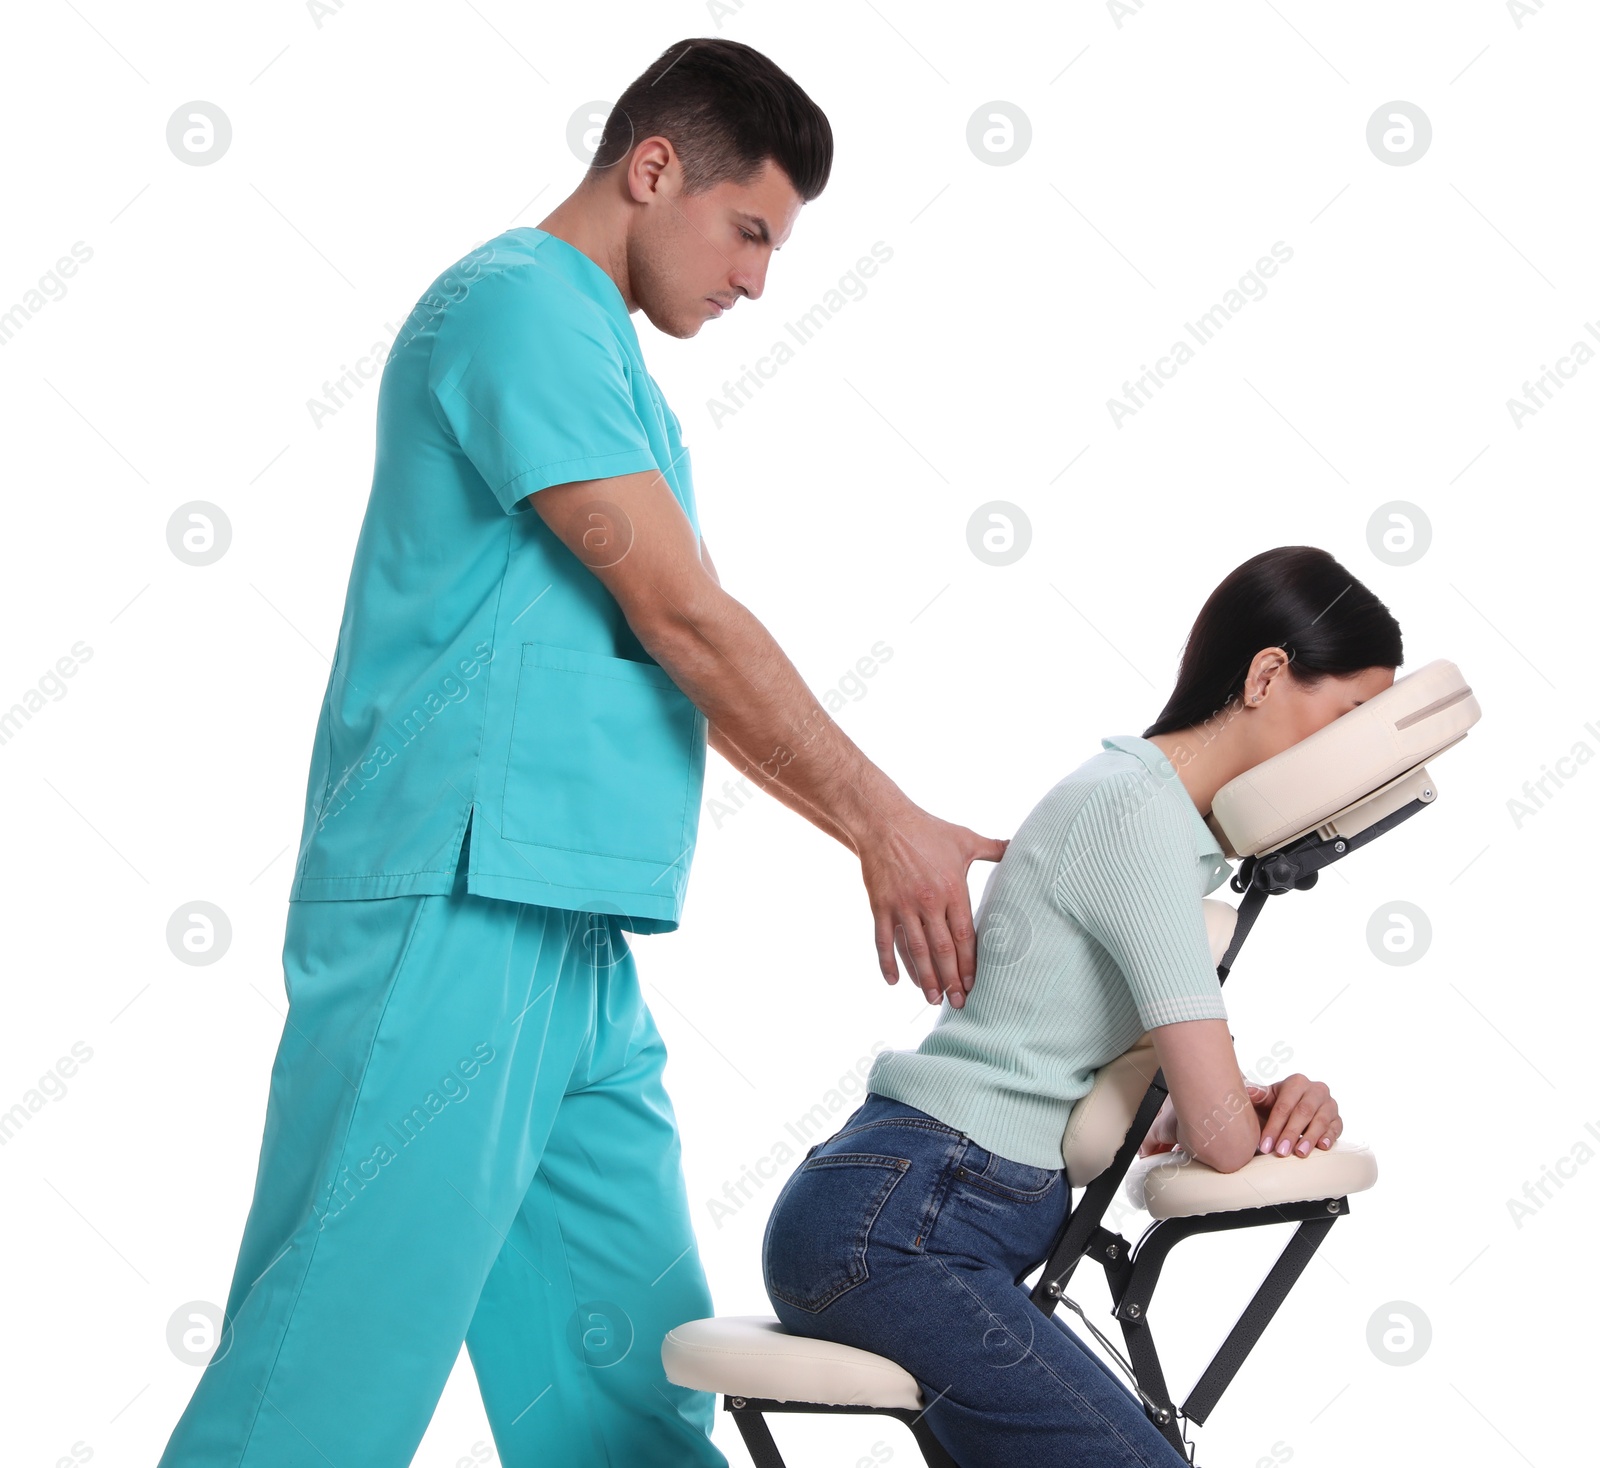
left=287, top=227, right=708, bottom=933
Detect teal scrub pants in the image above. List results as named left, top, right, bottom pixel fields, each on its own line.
left=158, top=829, right=726, bottom=1468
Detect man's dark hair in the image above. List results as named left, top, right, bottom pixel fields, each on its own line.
left=588, top=38, right=832, bottom=201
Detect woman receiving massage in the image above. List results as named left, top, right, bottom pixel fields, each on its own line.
left=760, top=545, right=1402, bottom=1468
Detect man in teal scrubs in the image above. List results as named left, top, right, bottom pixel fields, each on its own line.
left=158, top=37, right=1005, bottom=1468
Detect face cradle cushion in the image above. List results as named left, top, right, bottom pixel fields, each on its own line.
left=1206, top=657, right=1479, bottom=860
left=663, top=658, right=1482, bottom=1468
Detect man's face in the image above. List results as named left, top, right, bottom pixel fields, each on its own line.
left=627, top=152, right=805, bottom=338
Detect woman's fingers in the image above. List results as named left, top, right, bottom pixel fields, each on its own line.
left=1257, top=1078, right=1297, bottom=1154
left=1260, top=1077, right=1339, bottom=1157
left=1304, top=1106, right=1344, bottom=1153
left=1259, top=1075, right=1316, bottom=1154
left=1282, top=1100, right=1336, bottom=1156
left=1248, top=1077, right=1345, bottom=1158
left=1139, top=1098, right=1179, bottom=1156
left=1274, top=1087, right=1323, bottom=1156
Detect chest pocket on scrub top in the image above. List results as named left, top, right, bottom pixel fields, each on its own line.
left=501, top=641, right=706, bottom=862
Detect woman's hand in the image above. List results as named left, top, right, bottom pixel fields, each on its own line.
left=1140, top=1077, right=1343, bottom=1162
left=1138, top=1097, right=1181, bottom=1157
left=1247, top=1075, right=1342, bottom=1157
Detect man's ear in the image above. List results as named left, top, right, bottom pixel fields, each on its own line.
left=627, top=135, right=677, bottom=204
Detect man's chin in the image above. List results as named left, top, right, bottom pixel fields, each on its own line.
left=643, top=307, right=701, bottom=340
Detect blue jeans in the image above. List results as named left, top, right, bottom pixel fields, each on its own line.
left=762, top=1093, right=1186, bottom=1468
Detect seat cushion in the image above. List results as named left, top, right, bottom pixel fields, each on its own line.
left=1125, top=1139, right=1378, bottom=1219
left=661, top=1315, right=923, bottom=1410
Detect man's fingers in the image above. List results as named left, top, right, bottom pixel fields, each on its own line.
left=974, top=834, right=1009, bottom=863
left=944, top=897, right=978, bottom=995
left=917, top=911, right=964, bottom=1007
left=875, top=909, right=956, bottom=1007
left=897, top=917, right=967, bottom=1008
left=875, top=912, right=899, bottom=985
left=892, top=921, right=938, bottom=1005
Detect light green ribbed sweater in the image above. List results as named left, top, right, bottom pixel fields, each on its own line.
left=867, top=734, right=1234, bottom=1169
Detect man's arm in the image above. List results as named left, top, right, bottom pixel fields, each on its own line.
left=708, top=722, right=859, bottom=850
left=522, top=471, right=1008, bottom=1007
left=698, top=536, right=857, bottom=851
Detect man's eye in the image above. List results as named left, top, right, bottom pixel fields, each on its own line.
left=739, top=229, right=757, bottom=243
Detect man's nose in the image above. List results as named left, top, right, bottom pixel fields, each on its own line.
left=732, top=262, right=767, bottom=302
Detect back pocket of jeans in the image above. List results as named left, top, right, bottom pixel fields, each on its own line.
left=762, top=1154, right=908, bottom=1314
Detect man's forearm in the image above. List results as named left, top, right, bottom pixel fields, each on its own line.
left=632, top=586, right=910, bottom=848
left=709, top=722, right=858, bottom=851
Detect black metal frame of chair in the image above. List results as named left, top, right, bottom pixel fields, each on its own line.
left=724, top=1399, right=959, bottom=1468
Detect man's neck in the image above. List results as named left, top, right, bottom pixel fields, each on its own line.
left=537, top=188, right=636, bottom=311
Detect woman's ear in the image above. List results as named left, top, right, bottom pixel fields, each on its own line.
left=1244, top=646, right=1292, bottom=704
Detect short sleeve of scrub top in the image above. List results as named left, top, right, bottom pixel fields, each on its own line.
left=427, top=265, right=661, bottom=515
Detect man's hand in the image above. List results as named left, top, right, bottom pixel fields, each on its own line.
left=857, top=809, right=1008, bottom=1008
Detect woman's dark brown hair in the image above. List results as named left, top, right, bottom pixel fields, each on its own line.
left=1142, top=546, right=1404, bottom=738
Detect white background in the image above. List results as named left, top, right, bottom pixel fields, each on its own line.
left=2, top=2, right=1595, bottom=1466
